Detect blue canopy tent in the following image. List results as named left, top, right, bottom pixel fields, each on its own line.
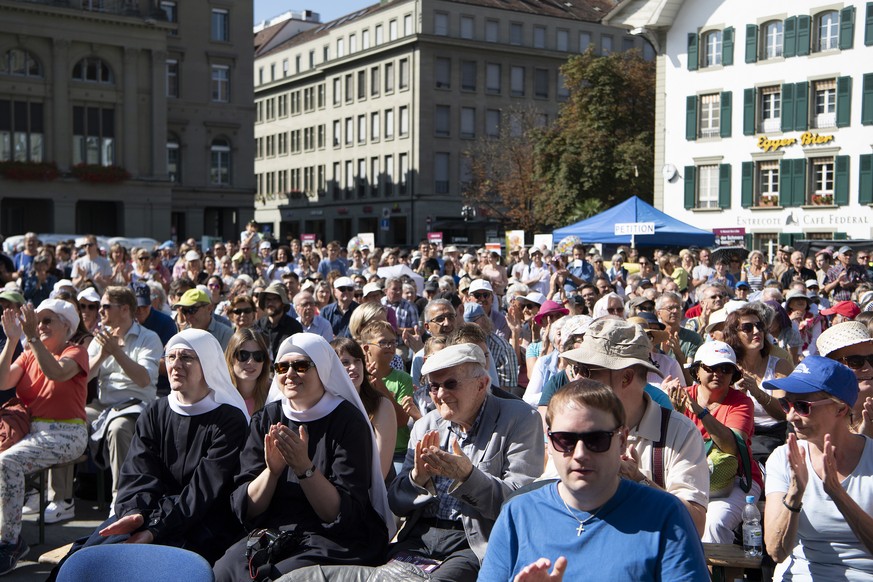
left=552, top=196, right=716, bottom=248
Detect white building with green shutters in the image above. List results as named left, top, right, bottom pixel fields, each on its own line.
left=607, top=1, right=873, bottom=250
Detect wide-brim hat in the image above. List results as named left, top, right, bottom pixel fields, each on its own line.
left=260, top=282, right=291, bottom=307
left=561, top=319, right=662, bottom=377
left=816, top=321, right=872, bottom=357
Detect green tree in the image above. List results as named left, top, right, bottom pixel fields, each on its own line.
left=537, top=49, right=655, bottom=224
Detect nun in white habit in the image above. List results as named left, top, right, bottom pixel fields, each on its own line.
left=213, top=333, right=394, bottom=582
left=51, top=328, right=250, bottom=571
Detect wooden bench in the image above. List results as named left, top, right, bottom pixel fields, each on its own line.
left=704, top=543, right=762, bottom=582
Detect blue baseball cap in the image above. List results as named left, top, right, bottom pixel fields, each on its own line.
left=763, top=355, right=858, bottom=407
left=463, top=302, right=486, bottom=322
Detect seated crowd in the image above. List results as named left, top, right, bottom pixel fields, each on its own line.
left=0, top=230, right=871, bottom=581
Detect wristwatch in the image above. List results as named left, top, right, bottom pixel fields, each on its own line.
left=296, top=465, right=316, bottom=480
left=26, top=336, right=38, bottom=344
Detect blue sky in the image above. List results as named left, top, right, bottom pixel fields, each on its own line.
left=255, top=1, right=374, bottom=25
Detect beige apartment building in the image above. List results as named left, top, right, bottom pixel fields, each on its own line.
left=254, top=0, right=650, bottom=246
left=0, top=0, right=254, bottom=241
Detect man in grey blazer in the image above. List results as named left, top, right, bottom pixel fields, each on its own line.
left=387, top=343, right=544, bottom=581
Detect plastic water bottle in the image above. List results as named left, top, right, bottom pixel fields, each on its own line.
left=742, top=495, right=763, bottom=558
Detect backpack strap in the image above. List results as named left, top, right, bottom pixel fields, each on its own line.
left=651, top=405, right=671, bottom=489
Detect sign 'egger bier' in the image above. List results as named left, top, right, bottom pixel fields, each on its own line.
left=756, top=132, right=834, bottom=153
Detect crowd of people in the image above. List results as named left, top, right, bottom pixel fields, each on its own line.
left=0, top=226, right=871, bottom=580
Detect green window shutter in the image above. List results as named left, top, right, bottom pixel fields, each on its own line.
left=837, top=76, right=852, bottom=127
left=792, top=158, right=807, bottom=206
left=782, top=83, right=795, bottom=131
left=834, top=156, right=850, bottom=206
left=686, top=95, right=698, bottom=140
left=863, top=73, right=873, bottom=125
left=866, top=3, right=873, bottom=46
left=833, top=232, right=848, bottom=241
left=780, top=159, right=793, bottom=206
left=745, top=24, right=759, bottom=63
left=684, top=166, right=697, bottom=209
left=778, top=233, right=794, bottom=246
left=722, top=27, right=735, bottom=66
left=784, top=16, right=797, bottom=57
left=718, top=164, right=732, bottom=209
left=860, top=154, right=873, bottom=204
left=687, top=33, right=699, bottom=71
left=796, top=15, right=811, bottom=56
left=840, top=6, right=856, bottom=50
left=743, top=88, right=756, bottom=135
left=794, top=81, right=809, bottom=131
left=741, top=161, right=754, bottom=207
left=720, top=91, right=732, bottom=138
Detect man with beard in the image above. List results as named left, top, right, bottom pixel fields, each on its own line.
left=253, top=282, right=303, bottom=356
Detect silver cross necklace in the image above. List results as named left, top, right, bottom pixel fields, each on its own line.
left=559, top=492, right=603, bottom=536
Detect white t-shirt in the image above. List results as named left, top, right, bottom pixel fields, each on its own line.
left=765, top=436, right=873, bottom=581
left=522, top=263, right=550, bottom=296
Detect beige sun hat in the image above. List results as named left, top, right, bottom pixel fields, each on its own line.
left=561, top=318, right=663, bottom=377
left=816, top=321, right=873, bottom=358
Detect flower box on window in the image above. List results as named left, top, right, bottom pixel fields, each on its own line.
left=0, top=161, right=60, bottom=181
left=758, top=195, right=779, bottom=207
left=71, top=164, right=130, bottom=184
left=811, top=193, right=834, bottom=206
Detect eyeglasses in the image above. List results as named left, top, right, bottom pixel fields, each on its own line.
left=178, top=304, right=203, bottom=316
left=738, top=322, right=765, bottom=334
left=838, top=354, right=873, bottom=370
left=698, top=362, right=736, bottom=376
left=607, top=307, right=624, bottom=315
left=472, top=292, right=491, bottom=300
left=230, top=307, right=254, bottom=315
left=706, top=294, right=724, bottom=301
left=137, top=256, right=150, bottom=261
left=572, top=363, right=606, bottom=378
left=428, top=378, right=464, bottom=393
left=547, top=427, right=620, bottom=454
left=39, top=317, right=58, bottom=326
left=236, top=350, right=266, bottom=363
left=274, top=360, right=315, bottom=375
left=778, top=397, right=834, bottom=416
left=428, top=313, right=456, bottom=324
left=368, top=340, right=397, bottom=350
left=99, top=303, right=120, bottom=312
left=79, top=303, right=99, bottom=311
left=208, top=283, right=222, bottom=289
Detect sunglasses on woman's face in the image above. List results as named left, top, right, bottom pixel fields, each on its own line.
left=230, top=307, right=254, bottom=315
left=236, top=350, right=266, bottom=363
left=738, top=321, right=765, bottom=334
left=778, top=397, right=833, bottom=416
left=698, top=362, right=736, bottom=376
left=547, top=427, right=620, bottom=454
left=838, top=354, right=873, bottom=370
left=79, top=303, right=99, bottom=311
left=274, top=360, right=315, bottom=375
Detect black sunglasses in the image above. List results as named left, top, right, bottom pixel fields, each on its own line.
left=547, top=427, right=620, bottom=454
left=236, top=350, right=266, bottom=363
left=838, top=354, right=873, bottom=370
left=698, top=362, right=736, bottom=376
left=428, top=378, right=462, bottom=393
left=472, top=292, right=491, bottom=300
left=274, top=360, right=315, bottom=375
left=230, top=307, right=255, bottom=315
left=572, top=363, right=605, bottom=378
left=738, top=322, right=765, bottom=334
left=179, top=304, right=203, bottom=316
left=336, top=286, right=354, bottom=293
left=778, top=397, right=833, bottom=417
left=79, top=303, right=99, bottom=311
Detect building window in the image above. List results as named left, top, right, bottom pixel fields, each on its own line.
left=370, top=67, right=380, bottom=96
left=760, top=86, right=781, bottom=132
left=815, top=10, right=839, bottom=52
left=375, top=24, right=383, bottom=45
left=534, top=69, right=549, bottom=98
left=399, top=59, right=409, bottom=89
left=358, top=70, right=366, bottom=99
left=0, top=49, right=43, bottom=77
left=762, top=20, right=783, bottom=59
left=384, top=155, right=394, bottom=195
left=210, top=138, right=230, bottom=185
left=362, top=30, right=370, bottom=50
left=461, top=61, right=476, bottom=91
left=404, top=14, right=413, bottom=36
left=399, top=153, right=408, bottom=194
left=698, top=93, right=720, bottom=138
left=486, top=63, right=501, bottom=93
left=510, top=66, right=525, bottom=96
left=294, top=55, right=300, bottom=74
left=460, top=15, right=474, bottom=39
left=485, top=19, right=498, bottom=42
left=211, top=65, right=229, bottom=102
left=813, top=79, right=836, bottom=129
left=345, top=74, right=353, bottom=102
left=510, top=22, right=523, bottom=45
left=533, top=25, right=546, bottom=48
left=371, top=112, right=380, bottom=141
left=757, top=161, right=778, bottom=205
left=399, top=106, right=409, bottom=136
left=337, top=38, right=344, bottom=58
left=385, top=109, right=394, bottom=139
left=460, top=107, right=475, bottom=138
left=385, top=62, right=394, bottom=92
left=291, top=130, right=300, bottom=153
left=345, top=160, right=353, bottom=197
left=697, top=164, right=719, bottom=208
left=435, top=57, right=451, bottom=89
left=622, top=37, right=635, bottom=52
left=435, top=152, right=450, bottom=194
left=557, top=73, right=569, bottom=100
left=72, top=105, right=114, bottom=165
left=810, top=157, right=834, bottom=204
left=166, top=135, right=180, bottom=182
left=166, top=60, right=179, bottom=97
left=211, top=9, right=229, bottom=42
left=389, top=19, right=398, bottom=41
left=435, top=106, right=450, bottom=136
left=345, top=117, right=353, bottom=145
left=332, top=162, right=341, bottom=198
left=323, top=45, right=330, bottom=61
left=370, top=157, right=379, bottom=195
left=357, top=159, right=366, bottom=197
left=332, top=120, right=341, bottom=147
left=318, top=84, right=325, bottom=108
left=556, top=29, right=569, bottom=52
left=486, top=109, right=500, bottom=137
left=317, top=125, right=325, bottom=149
left=72, top=57, right=114, bottom=84
left=278, top=132, right=288, bottom=154
left=358, top=115, right=366, bottom=144
left=333, top=78, right=341, bottom=105
left=702, top=30, right=722, bottom=67
left=349, top=33, right=357, bottom=54
left=0, top=100, right=44, bottom=162
left=579, top=31, right=591, bottom=52
left=601, top=35, right=613, bottom=54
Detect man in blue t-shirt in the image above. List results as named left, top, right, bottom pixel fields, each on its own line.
left=560, top=244, right=595, bottom=295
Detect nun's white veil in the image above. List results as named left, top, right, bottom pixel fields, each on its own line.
left=267, top=333, right=395, bottom=538
left=165, top=329, right=250, bottom=422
